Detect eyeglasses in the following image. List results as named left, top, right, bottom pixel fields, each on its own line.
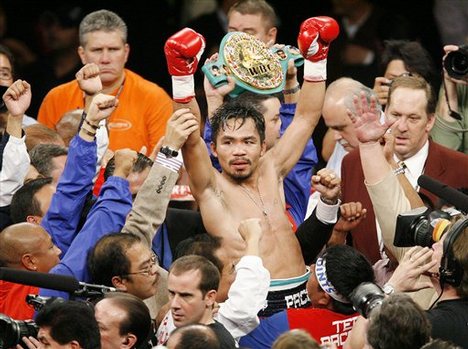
left=0, top=68, right=12, bottom=81
left=122, top=253, right=159, bottom=277
left=383, top=72, right=413, bottom=87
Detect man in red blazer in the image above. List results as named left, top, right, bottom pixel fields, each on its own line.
left=341, top=75, right=468, bottom=264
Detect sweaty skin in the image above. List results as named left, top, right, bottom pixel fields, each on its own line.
left=168, top=21, right=330, bottom=280
left=203, top=119, right=305, bottom=278
left=180, top=86, right=322, bottom=279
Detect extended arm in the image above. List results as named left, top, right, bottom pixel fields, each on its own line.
left=203, top=53, right=236, bottom=122
left=40, top=149, right=135, bottom=299
left=41, top=92, right=118, bottom=254
left=352, top=93, right=414, bottom=260
left=296, top=208, right=334, bottom=265
left=280, top=100, right=318, bottom=226
left=121, top=108, right=198, bottom=246
left=386, top=246, right=436, bottom=293
left=297, top=168, right=340, bottom=264
left=75, top=63, right=110, bottom=176
left=164, top=28, right=218, bottom=200
left=271, top=17, right=339, bottom=178
left=0, top=80, right=31, bottom=208
left=328, top=201, right=367, bottom=246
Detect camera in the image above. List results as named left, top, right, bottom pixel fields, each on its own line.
left=444, top=45, right=468, bottom=81
left=0, top=313, right=38, bottom=349
left=394, top=207, right=454, bottom=247
left=349, top=282, right=385, bottom=319
left=0, top=295, right=65, bottom=349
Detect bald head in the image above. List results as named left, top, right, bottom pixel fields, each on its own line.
left=326, top=77, right=365, bottom=99
left=323, top=78, right=378, bottom=152
left=167, top=324, right=219, bottom=349
left=0, top=223, right=61, bottom=272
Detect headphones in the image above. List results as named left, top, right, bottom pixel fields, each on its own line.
left=439, top=217, right=467, bottom=287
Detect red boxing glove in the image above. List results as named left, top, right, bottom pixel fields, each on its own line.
left=297, top=16, right=339, bottom=81
left=165, top=28, right=205, bottom=103
left=297, top=16, right=339, bottom=62
left=164, top=27, right=206, bottom=76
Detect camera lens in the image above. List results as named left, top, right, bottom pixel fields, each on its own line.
left=444, top=46, right=468, bottom=80
left=349, top=282, right=385, bottom=319
left=413, top=219, right=433, bottom=247
left=0, top=313, right=38, bottom=348
left=450, top=52, right=467, bottom=75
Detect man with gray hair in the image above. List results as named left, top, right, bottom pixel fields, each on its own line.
left=38, top=9, right=172, bottom=154
left=29, top=143, right=68, bottom=185
left=306, top=78, right=377, bottom=217
left=321, top=77, right=380, bottom=177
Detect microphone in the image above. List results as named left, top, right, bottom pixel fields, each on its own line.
left=0, top=268, right=79, bottom=292
left=0, top=268, right=117, bottom=297
left=418, top=175, right=468, bottom=213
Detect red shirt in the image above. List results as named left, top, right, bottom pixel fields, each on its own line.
left=0, top=280, right=38, bottom=320
left=287, top=308, right=359, bottom=348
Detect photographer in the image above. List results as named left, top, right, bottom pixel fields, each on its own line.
left=343, top=250, right=432, bottom=349
left=431, top=45, right=468, bottom=154
left=345, top=222, right=468, bottom=349
left=387, top=219, right=468, bottom=348
left=348, top=83, right=468, bottom=309
left=372, top=40, right=438, bottom=108
left=19, top=300, right=100, bottom=349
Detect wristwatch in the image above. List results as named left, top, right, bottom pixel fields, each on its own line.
left=383, top=283, right=395, bottom=295
left=160, top=146, right=179, bottom=158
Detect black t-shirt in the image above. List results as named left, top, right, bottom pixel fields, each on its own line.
left=209, top=320, right=237, bottom=349
left=426, top=298, right=468, bottom=349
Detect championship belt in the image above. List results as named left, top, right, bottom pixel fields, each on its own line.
left=202, top=32, right=304, bottom=97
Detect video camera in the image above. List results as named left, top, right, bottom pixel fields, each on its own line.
left=0, top=295, right=63, bottom=349
left=394, top=175, right=468, bottom=248
left=393, top=207, right=458, bottom=247
left=0, top=269, right=118, bottom=348
left=444, top=44, right=468, bottom=81
left=0, top=314, right=38, bottom=349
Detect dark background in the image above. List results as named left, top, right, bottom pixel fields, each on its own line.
left=0, top=0, right=444, bottom=93
left=0, top=0, right=446, bottom=167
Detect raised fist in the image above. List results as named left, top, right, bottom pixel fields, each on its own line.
left=298, top=16, right=339, bottom=62
left=164, top=28, right=206, bottom=76
left=87, top=93, right=118, bottom=123
left=3, top=80, right=31, bottom=117
left=312, top=168, right=341, bottom=204
left=76, top=63, right=102, bottom=96
left=113, top=148, right=138, bottom=179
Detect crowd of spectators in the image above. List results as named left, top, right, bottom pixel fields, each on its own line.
left=0, top=1, right=467, bottom=349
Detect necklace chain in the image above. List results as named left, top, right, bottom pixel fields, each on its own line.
left=239, top=184, right=268, bottom=217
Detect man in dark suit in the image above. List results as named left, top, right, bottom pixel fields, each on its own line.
left=341, top=75, right=468, bottom=264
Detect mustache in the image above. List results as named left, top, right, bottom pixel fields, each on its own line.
left=229, top=157, right=251, bottom=166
